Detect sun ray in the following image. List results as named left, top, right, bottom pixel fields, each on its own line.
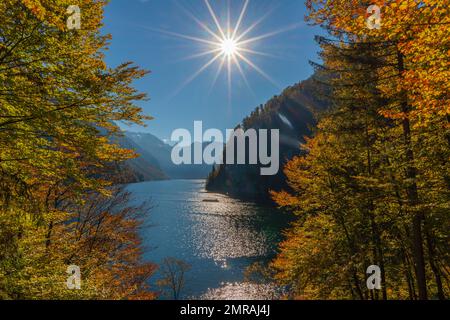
left=234, top=7, right=275, bottom=43
left=237, top=22, right=303, bottom=46
left=177, top=48, right=222, bottom=62
left=148, top=27, right=219, bottom=46
left=239, top=47, right=279, bottom=59
left=176, top=3, right=224, bottom=43
left=157, top=1, right=294, bottom=100
left=232, top=0, right=250, bottom=40
left=227, top=54, right=232, bottom=106
left=232, top=54, right=254, bottom=96
left=209, top=56, right=226, bottom=94
left=204, top=0, right=227, bottom=39
left=227, top=0, right=231, bottom=38
left=171, top=52, right=223, bottom=99
left=235, top=51, right=280, bottom=88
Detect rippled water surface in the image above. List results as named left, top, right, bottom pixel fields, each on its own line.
left=127, top=180, right=290, bottom=299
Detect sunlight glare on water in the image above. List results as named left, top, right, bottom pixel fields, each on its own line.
left=190, top=198, right=271, bottom=262
left=127, top=180, right=290, bottom=300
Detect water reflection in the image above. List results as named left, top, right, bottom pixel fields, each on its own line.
left=127, top=180, right=290, bottom=299
left=199, top=282, right=284, bottom=300
left=189, top=203, right=270, bottom=261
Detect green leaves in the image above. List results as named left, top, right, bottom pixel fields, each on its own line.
left=0, top=1, right=155, bottom=299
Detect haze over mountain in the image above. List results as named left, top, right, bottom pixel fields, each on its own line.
left=116, top=133, right=168, bottom=182
left=123, top=132, right=214, bottom=180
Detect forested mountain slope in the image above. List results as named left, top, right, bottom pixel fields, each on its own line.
left=206, top=76, right=329, bottom=203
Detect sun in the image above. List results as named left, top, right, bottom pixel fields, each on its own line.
left=220, top=38, right=239, bottom=57
left=152, top=0, right=302, bottom=103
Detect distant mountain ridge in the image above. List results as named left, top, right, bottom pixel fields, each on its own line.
left=123, top=132, right=213, bottom=181
left=205, top=76, right=329, bottom=203
left=115, top=133, right=168, bottom=182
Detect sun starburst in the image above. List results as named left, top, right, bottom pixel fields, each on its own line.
left=155, top=0, right=302, bottom=104
left=220, top=38, right=238, bottom=57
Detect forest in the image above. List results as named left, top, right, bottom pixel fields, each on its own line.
left=269, top=0, right=449, bottom=300
left=0, top=0, right=156, bottom=299
left=0, top=0, right=449, bottom=301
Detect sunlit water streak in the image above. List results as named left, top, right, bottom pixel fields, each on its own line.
left=126, top=180, right=290, bottom=300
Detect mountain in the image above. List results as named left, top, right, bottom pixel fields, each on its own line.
left=205, top=76, right=329, bottom=204
left=116, top=133, right=168, bottom=182
left=125, top=132, right=213, bottom=180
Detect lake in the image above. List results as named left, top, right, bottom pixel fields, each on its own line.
left=126, top=179, right=290, bottom=300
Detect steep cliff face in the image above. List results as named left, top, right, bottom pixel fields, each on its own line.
left=205, top=76, right=329, bottom=203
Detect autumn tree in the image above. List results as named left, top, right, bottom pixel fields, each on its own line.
left=272, top=0, right=449, bottom=300
left=157, top=258, right=191, bottom=300
left=0, top=0, right=156, bottom=299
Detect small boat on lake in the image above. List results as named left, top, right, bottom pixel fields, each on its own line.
left=202, top=198, right=219, bottom=203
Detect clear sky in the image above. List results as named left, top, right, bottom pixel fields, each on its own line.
left=102, top=0, right=324, bottom=141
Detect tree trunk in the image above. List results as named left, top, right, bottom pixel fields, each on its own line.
left=397, top=50, right=428, bottom=300
left=45, top=220, right=53, bottom=249
left=365, top=122, right=387, bottom=300
left=424, top=219, right=445, bottom=300
left=402, top=249, right=416, bottom=300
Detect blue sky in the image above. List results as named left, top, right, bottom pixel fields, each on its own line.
left=103, top=0, right=324, bottom=141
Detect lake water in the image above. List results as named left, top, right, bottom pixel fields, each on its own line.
left=126, top=179, right=290, bottom=300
